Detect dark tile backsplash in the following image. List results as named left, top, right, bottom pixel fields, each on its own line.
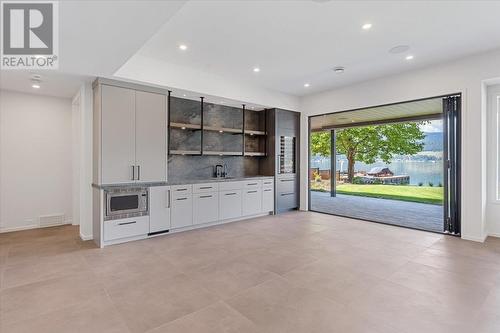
left=168, top=155, right=260, bottom=179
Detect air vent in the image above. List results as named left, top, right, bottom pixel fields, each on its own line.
left=39, top=214, right=65, bottom=227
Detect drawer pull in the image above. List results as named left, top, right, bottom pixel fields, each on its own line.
left=247, top=190, right=258, bottom=193
left=247, top=183, right=258, bottom=186
left=264, top=182, right=273, bottom=185
left=281, top=192, right=294, bottom=196
left=176, top=197, right=188, bottom=201
left=264, top=189, right=272, bottom=192
left=280, top=179, right=294, bottom=182
left=199, top=195, right=213, bottom=198
left=225, top=192, right=237, bottom=196
left=176, top=188, right=188, bottom=191
left=118, top=221, right=137, bottom=226
left=199, top=186, right=213, bottom=189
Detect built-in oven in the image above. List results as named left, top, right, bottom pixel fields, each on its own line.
left=105, top=188, right=148, bottom=220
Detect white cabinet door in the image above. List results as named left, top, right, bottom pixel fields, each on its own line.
left=104, top=216, right=149, bottom=242
left=262, top=187, right=274, bottom=213
left=193, top=192, right=219, bottom=225
left=149, top=186, right=171, bottom=233
left=135, top=91, right=167, bottom=182
left=219, top=190, right=242, bottom=220
left=171, top=195, right=193, bottom=229
left=243, top=188, right=262, bottom=216
left=101, top=85, right=136, bottom=184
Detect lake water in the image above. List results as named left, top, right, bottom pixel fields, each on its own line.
left=311, top=153, right=443, bottom=186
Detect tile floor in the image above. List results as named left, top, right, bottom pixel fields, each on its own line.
left=1, top=211, right=500, bottom=333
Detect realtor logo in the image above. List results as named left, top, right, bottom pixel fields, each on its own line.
left=1, top=1, right=59, bottom=69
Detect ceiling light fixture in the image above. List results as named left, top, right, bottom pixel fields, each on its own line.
left=219, top=130, right=223, bottom=133
left=389, top=45, right=410, bottom=54
left=179, top=44, right=188, bottom=51
left=332, top=66, right=345, bottom=74
left=405, top=55, right=414, bottom=60
left=362, top=23, right=372, bottom=30
left=32, top=83, right=40, bottom=89
left=253, top=67, right=260, bottom=73
left=30, top=75, right=41, bottom=89
left=304, top=83, right=310, bottom=88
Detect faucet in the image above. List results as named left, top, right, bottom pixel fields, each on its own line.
left=214, top=163, right=229, bottom=178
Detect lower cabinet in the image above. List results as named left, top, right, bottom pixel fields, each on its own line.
left=219, top=190, right=242, bottom=220
left=262, top=187, right=274, bottom=213
left=193, top=192, right=219, bottom=225
left=242, top=188, right=262, bottom=216
left=149, top=186, right=171, bottom=233
left=104, top=216, right=149, bottom=241
left=171, top=195, right=193, bottom=229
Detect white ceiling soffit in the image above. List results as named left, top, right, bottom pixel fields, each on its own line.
left=123, top=0, right=500, bottom=97
left=310, top=97, right=443, bottom=131
left=59, top=0, right=187, bottom=76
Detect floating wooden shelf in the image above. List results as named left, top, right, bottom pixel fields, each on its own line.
left=204, top=125, right=243, bottom=134
left=244, top=152, right=266, bottom=157
left=203, top=151, right=243, bottom=156
left=170, top=150, right=201, bottom=155
left=244, top=130, right=266, bottom=136
left=170, top=122, right=202, bottom=130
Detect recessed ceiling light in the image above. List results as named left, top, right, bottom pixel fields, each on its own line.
left=32, top=83, right=40, bottom=89
left=304, top=83, right=310, bottom=88
left=182, top=94, right=186, bottom=97
left=362, top=23, right=372, bottom=30
left=332, top=66, right=345, bottom=74
left=219, top=130, right=224, bottom=133
left=253, top=67, right=260, bottom=73
left=179, top=44, right=188, bottom=51
left=389, top=45, right=410, bottom=54
left=31, top=75, right=41, bottom=89
left=405, top=55, right=414, bottom=60
left=181, top=126, right=186, bottom=130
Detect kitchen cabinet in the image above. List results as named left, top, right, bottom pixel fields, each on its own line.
left=149, top=186, right=171, bottom=233
left=242, top=188, right=262, bottom=216
left=262, top=186, right=274, bottom=213
left=193, top=192, right=219, bottom=225
left=103, top=216, right=149, bottom=242
left=219, top=190, right=242, bottom=220
left=171, top=194, right=193, bottom=229
left=93, top=79, right=168, bottom=185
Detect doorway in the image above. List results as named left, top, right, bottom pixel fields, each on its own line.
left=308, top=95, right=461, bottom=235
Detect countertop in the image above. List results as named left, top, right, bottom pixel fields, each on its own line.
left=92, top=175, right=274, bottom=190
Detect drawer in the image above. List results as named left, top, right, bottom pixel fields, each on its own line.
left=219, top=190, right=242, bottom=220
left=171, top=195, right=193, bottom=229
left=277, top=192, right=298, bottom=211
left=193, top=192, right=219, bottom=225
left=277, top=177, right=296, bottom=193
left=104, top=216, right=149, bottom=241
left=193, top=183, right=219, bottom=193
left=172, top=184, right=192, bottom=198
left=218, top=181, right=244, bottom=191
left=261, top=178, right=274, bottom=187
left=242, top=188, right=262, bottom=216
left=243, top=180, right=262, bottom=189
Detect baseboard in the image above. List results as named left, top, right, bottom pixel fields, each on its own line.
left=487, top=232, right=500, bottom=238
left=79, top=233, right=93, bottom=241
left=0, top=222, right=72, bottom=234
left=461, top=233, right=488, bottom=243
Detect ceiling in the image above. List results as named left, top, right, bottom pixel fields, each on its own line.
left=310, top=97, right=443, bottom=131
left=137, top=0, right=500, bottom=96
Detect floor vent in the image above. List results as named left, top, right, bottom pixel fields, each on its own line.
left=39, top=214, right=65, bottom=227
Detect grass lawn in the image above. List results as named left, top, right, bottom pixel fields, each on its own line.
left=311, top=181, right=444, bottom=205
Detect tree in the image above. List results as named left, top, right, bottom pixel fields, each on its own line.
left=336, top=123, right=426, bottom=183
left=310, top=131, right=331, bottom=157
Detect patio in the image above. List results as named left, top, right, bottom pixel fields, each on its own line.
left=310, top=191, right=443, bottom=233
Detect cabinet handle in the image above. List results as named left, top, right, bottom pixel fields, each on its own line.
left=281, top=193, right=294, bottom=196
left=176, top=188, right=187, bottom=191
left=247, top=190, right=258, bottom=193
left=247, top=183, right=258, bottom=186
left=137, top=165, right=141, bottom=180
left=280, top=179, right=294, bottom=182
left=200, top=186, right=212, bottom=189
left=176, top=197, right=188, bottom=201
left=118, top=221, right=136, bottom=226
left=131, top=166, right=135, bottom=181
left=264, top=189, right=272, bottom=192
left=200, top=195, right=213, bottom=198
left=225, top=192, right=237, bottom=196
left=166, top=190, right=171, bottom=208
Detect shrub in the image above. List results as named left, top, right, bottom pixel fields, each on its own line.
left=313, top=171, right=322, bottom=182
left=372, top=179, right=383, bottom=185
left=438, top=182, right=443, bottom=187
left=428, top=182, right=434, bottom=187
left=418, top=182, right=423, bottom=187
left=352, top=177, right=364, bottom=184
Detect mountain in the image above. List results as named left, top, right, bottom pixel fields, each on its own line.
left=422, top=132, right=443, bottom=151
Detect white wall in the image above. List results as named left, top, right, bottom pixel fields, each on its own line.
left=300, top=47, right=500, bottom=242
left=0, top=90, right=73, bottom=232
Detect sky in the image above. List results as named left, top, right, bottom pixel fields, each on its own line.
left=419, top=119, right=443, bottom=133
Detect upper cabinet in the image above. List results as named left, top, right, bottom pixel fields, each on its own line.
left=93, top=79, right=168, bottom=185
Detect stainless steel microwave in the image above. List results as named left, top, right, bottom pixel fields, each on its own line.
left=105, top=188, right=148, bottom=220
